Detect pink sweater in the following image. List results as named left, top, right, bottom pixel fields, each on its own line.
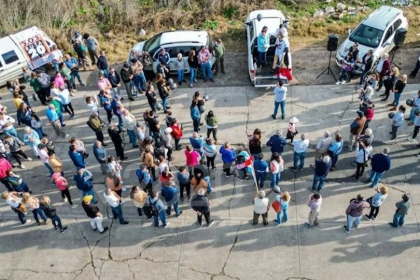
left=54, top=76, right=65, bottom=88
left=185, top=150, right=199, bottom=167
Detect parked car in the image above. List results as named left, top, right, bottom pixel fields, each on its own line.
left=0, top=26, right=56, bottom=86
left=128, top=30, right=216, bottom=75
left=335, top=5, right=408, bottom=74
left=244, top=9, right=290, bottom=87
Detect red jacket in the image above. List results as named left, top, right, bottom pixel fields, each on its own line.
left=170, top=123, right=183, bottom=139
left=380, top=59, right=391, bottom=76
left=0, top=158, right=12, bottom=178
left=365, top=107, right=374, bottom=121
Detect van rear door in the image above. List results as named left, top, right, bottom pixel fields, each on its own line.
left=0, top=37, right=26, bottom=85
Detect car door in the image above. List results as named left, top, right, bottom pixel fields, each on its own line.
left=380, top=26, right=394, bottom=54
left=0, top=56, right=7, bottom=86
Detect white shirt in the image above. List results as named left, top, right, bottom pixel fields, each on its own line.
left=0, top=115, right=15, bottom=131
left=355, top=145, right=373, bottom=163
left=38, top=149, right=49, bottom=164
left=87, top=102, right=99, bottom=113
left=253, top=198, right=269, bottom=214
left=103, top=192, right=120, bottom=207
left=122, top=114, right=136, bottom=130
left=6, top=197, right=20, bottom=208
left=293, top=139, right=309, bottom=153
left=51, top=50, right=63, bottom=61
left=376, top=59, right=384, bottom=73
left=274, top=86, right=287, bottom=102
left=58, top=89, right=71, bottom=105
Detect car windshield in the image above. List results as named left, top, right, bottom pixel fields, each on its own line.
left=143, top=34, right=162, bottom=54
left=349, top=24, right=384, bottom=48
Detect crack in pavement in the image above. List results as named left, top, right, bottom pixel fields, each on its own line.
left=12, top=268, right=78, bottom=275
left=107, top=218, right=115, bottom=261
left=283, top=277, right=317, bottom=280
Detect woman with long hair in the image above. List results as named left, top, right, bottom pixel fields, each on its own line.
left=389, top=74, right=407, bottom=111
left=31, top=113, right=47, bottom=138
left=130, top=185, right=149, bottom=217
left=156, top=74, right=171, bottom=113
left=380, top=66, right=399, bottom=102
left=188, top=49, right=199, bottom=88
left=270, top=152, right=284, bottom=188
left=249, top=128, right=262, bottom=159
left=142, top=52, right=155, bottom=81
left=107, top=156, right=123, bottom=185
left=205, top=110, right=218, bottom=142
left=21, top=192, right=48, bottom=225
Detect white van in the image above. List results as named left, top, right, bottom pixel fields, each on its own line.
left=0, top=26, right=56, bottom=86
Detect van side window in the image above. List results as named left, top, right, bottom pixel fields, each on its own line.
left=2, top=51, right=19, bottom=64
left=383, top=27, right=393, bottom=44
left=0, top=60, right=3, bottom=67
left=392, top=19, right=402, bottom=33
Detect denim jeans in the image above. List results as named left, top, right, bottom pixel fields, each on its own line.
left=82, top=189, right=98, bottom=204
left=71, top=71, right=84, bottom=87
left=270, top=172, right=280, bottom=188
left=273, top=100, right=286, bottom=118
left=255, top=172, right=266, bottom=189
left=205, top=177, right=212, bottom=193
left=134, top=73, right=147, bottom=91
left=102, top=69, right=109, bottom=78
left=14, top=182, right=29, bottom=193
left=359, top=70, right=368, bottom=85
left=370, top=171, right=384, bottom=188
left=5, top=127, right=20, bottom=140
left=34, top=127, right=45, bottom=139
left=192, top=118, right=200, bottom=132
left=162, top=97, right=168, bottom=111
left=50, top=215, right=63, bottom=230
left=32, top=208, right=47, bottom=223
left=177, top=70, right=185, bottom=83
left=127, top=129, right=138, bottom=148
left=44, top=163, right=54, bottom=177
left=393, top=93, right=402, bottom=107
left=331, top=154, right=338, bottom=167
left=392, top=213, right=406, bottom=227
left=111, top=204, right=125, bottom=224
left=258, top=51, right=267, bottom=66
left=58, top=113, right=64, bottom=126
left=200, top=62, right=212, bottom=81
left=166, top=201, right=180, bottom=216
left=276, top=206, right=288, bottom=224
left=190, top=68, right=197, bottom=84
left=346, top=215, right=361, bottom=231
left=154, top=209, right=167, bottom=227
left=15, top=209, right=28, bottom=224
left=410, top=107, right=418, bottom=122
left=293, top=151, right=306, bottom=169
left=312, top=174, right=327, bottom=192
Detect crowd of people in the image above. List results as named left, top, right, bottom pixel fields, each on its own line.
left=0, top=30, right=417, bottom=236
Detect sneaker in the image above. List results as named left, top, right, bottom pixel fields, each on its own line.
left=310, top=164, right=316, bottom=168
left=65, top=134, right=70, bottom=138
left=314, top=223, right=319, bottom=227
left=194, top=79, right=198, bottom=83
left=304, top=222, right=314, bottom=228
left=54, top=226, right=58, bottom=230
left=372, top=217, right=376, bottom=220
left=122, top=187, right=127, bottom=192
left=19, top=165, right=26, bottom=169
left=335, top=81, right=341, bottom=85
left=345, top=147, right=352, bottom=152
left=351, top=161, right=357, bottom=167
left=62, top=124, right=66, bottom=127
left=70, top=115, right=76, bottom=119
left=44, top=220, right=50, bottom=225
left=189, top=84, right=193, bottom=88
left=63, top=197, right=68, bottom=202
left=164, top=222, right=170, bottom=228
left=225, top=174, right=232, bottom=178
left=407, top=137, right=414, bottom=142
left=100, top=227, right=109, bottom=234
left=271, top=114, right=276, bottom=120
left=307, top=187, right=315, bottom=193
left=341, top=81, right=346, bottom=85
left=343, top=225, right=350, bottom=233
left=71, top=204, right=78, bottom=209
left=207, top=220, right=214, bottom=227
left=354, top=224, right=359, bottom=229
left=289, top=167, right=297, bottom=172
left=121, top=221, right=129, bottom=225
left=364, top=215, right=371, bottom=221
left=417, top=153, right=420, bottom=157
left=176, top=211, right=183, bottom=217
left=120, top=200, right=126, bottom=204
left=236, top=177, right=243, bottom=181
left=61, top=226, right=68, bottom=233
left=26, top=157, right=32, bottom=161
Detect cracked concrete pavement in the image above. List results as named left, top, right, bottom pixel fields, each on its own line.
left=1, top=81, right=420, bottom=280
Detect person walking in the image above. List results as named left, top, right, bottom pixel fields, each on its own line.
left=269, top=152, right=284, bottom=189
left=188, top=50, right=199, bottom=88
left=257, top=26, right=269, bottom=67
left=149, top=191, right=169, bottom=228
left=290, top=134, right=309, bottom=172
left=253, top=190, right=269, bottom=226
left=40, top=196, right=68, bottom=233
left=254, top=153, right=268, bottom=190
left=271, top=80, right=287, bottom=120
left=82, top=195, right=108, bottom=233
left=364, top=186, right=389, bottom=221
left=310, top=155, right=332, bottom=193
left=343, top=194, right=370, bottom=233
left=390, top=105, right=406, bottom=140
left=328, top=133, right=343, bottom=171
left=368, top=147, right=391, bottom=188
left=390, top=194, right=411, bottom=228
left=191, top=188, right=214, bottom=227
left=388, top=74, right=407, bottom=111
left=220, top=142, right=236, bottom=177
left=213, top=38, right=225, bottom=75
left=21, top=192, right=48, bottom=225
left=4, top=135, right=32, bottom=169
left=103, top=188, right=129, bottom=225
left=266, top=130, right=287, bottom=156
left=346, top=111, right=367, bottom=151
left=305, top=193, right=322, bottom=228
left=45, top=104, right=68, bottom=139
left=198, top=45, right=213, bottom=82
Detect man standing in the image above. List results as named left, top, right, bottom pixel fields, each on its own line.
left=290, top=134, right=309, bottom=172
left=93, top=141, right=107, bottom=174
left=103, top=188, right=129, bottom=225
left=305, top=193, right=322, bottom=228
left=88, top=112, right=106, bottom=145
left=346, top=111, right=366, bottom=151
left=311, top=131, right=332, bottom=166
left=352, top=139, right=373, bottom=180
left=390, top=105, right=406, bottom=140
left=120, top=63, right=134, bottom=101
left=161, top=180, right=183, bottom=217
left=407, top=109, right=420, bottom=143
left=68, top=145, right=86, bottom=170
left=191, top=188, right=213, bottom=227
left=343, top=194, right=370, bottom=233
left=64, top=54, right=85, bottom=90
left=149, top=191, right=169, bottom=228
left=409, top=54, right=420, bottom=78
left=158, top=49, right=171, bottom=72
left=368, top=147, right=391, bottom=188
left=108, top=123, right=127, bottom=161
left=82, top=195, right=108, bottom=234
left=213, top=38, right=225, bottom=75
left=121, top=109, right=138, bottom=148
left=146, top=111, right=161, bottom=144
left=390, top=194, right=411, bottom=228
left=198, top=45, right=213, bottom=82
left=406, top=90, right=420, bottom=126
left=97, top=51, right=109, bottom=78
left=46, top=104, right=68, bottom=139
left=73, top=39, right=92, bottom=71
left=375, top=53, right=391, bottom=91
left=271, top=80, right=287, bottom=120
left=189, top=132, right=204, bottom=158
left=75, top=169, right=98, bottom=204
left=108, top=68, right=121, bottom=97
left=83, top=34, right=99, bottom=65
left=252, top=190, right=269, bottom=226
left=310, top=155, right=332, bottom=193
left=36, top=71, right=51, bottom=105
left=266, top=130, right=287, bottom=155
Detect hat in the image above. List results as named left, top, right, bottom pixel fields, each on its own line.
left=123, top=63, right=129, bottom=68
left=83, top=195, right=93, bottom=203
left=356, top=110, right=364, bottom=117
left=164, top=127, right=172, bottom=134
left=38, top=143, right=46, bottom=149
left=130, top=58, right=138, bottom=64
left=51, top=173, right=61, bottom=181
left=289, top=116, right=299, bottom=124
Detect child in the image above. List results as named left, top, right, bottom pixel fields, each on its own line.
left=176, top=166, right=191, bottom=200
left=52, top=172, right=77, bottom=208
left=6, top=170, right=31, bottom=193
left=165, top=110, right=173, bottom=127
left=136, top=163, right=153, bottom=196
left=31, top=113, right=47, bottom=138
left=40, top=196, right=68, bottom=233
left=336, top=54, right=354, bottom=85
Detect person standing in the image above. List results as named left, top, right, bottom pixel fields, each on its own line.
left=23, top=126, right=41, bottom=158
left=409, top=54, right=420, bottom=78
left=1, top=191, right=31, bottom=224
left=64, top=54, right=86, bottom=90
left=40, top=196, right=67, bottom=233
left=274, top=192, right=291, bottom=225
left=408, top=109, right=420, bottom=143
left=158, top=48, right=171, bottom=72
left=83, top=33, right=99, bottom=65
left=108, top=123, right=127, bottom=161
left=358, top=49, right=373, bottom=85
left=254, top=153, right=268, bottom=190
left=4, top=135, right=32, bottom=169
left=93, top=141, right=108, bottom=174
left=103, top=188, right=129, bottom=225
left=310, top=155, right=332, bottom=193
left=389, top=74, right=407, bottom=111
left=368, top=148, right=391, bottom=188
left=145, top=85, right=158, bottom=114
left=175, top=53, right=188, bottom=86
left=21, top=192, right=48, bottom=225
left=197, top=45, right=213, bottom=82
left=213, top=38, right=225, bottom=75
left=364, top=186, right=389, bottom=221
left=73, top=39, right=92, bottom=71
left=121, top=109, right=138, bottom=148
left=108, top=68, right=121, bottom=97
left=97, top=50, right=109, bottom=77
left=156, top=75, right=171, bottom=113
left=375, top=53, right=391, bottom=92
left=52, top=172, right=77, bottom=208
left=219, top=142, right=235, bottom=177
left=390, top=105, right=406, bottom=140
left=82, top=195, right=109, bottom=233
left=88, top=112, right=106, bottom=145
left=46, top=104, right=68, bottom=139
left=343, top=194, right=370, bottom=233
left=328, top=133, right=343, bottom=171
left=149, top=191, right=169, bottom=228
left=352, top=139, right=372, bottom=180
left=305, top=193, right=322, bottom=228
left=290, top=134, right=309, bottom=172
left=346, top=111, right=367, bottom=151
left=312, top=131, right=332, bottom=165
left=205, top=110, right=218, bottom=142
left=380, top=67, right=399, bottom=102
left=271, top=80, right=287, bottom=120
left=191, top=188, right=214, bottom=227
left=253, top=190, right=269, bottom=226
left=203, top=138, right=217, bottom=171
left=130, top=186, right=150, bottom=218
left=190, top=101, right=201, bottom=133
left=257, top=26, right=269, bottom=67
left=68, top=145, right=86, bottom=170
left=390, top=194, right=411, bottom=228
left=406, top=90, right=420, bottom=126
left=74, top=169, right=98, bottom=204
left=188, top=50, right=199, bottom=88
left=269, top=152, right=284, bottom=189
left=58, top=87, right=75, bottom=119
left=0, top=157, right=13, bottom=191
left=161, top=180, right=183, bottom=217
left=120, top=63, right=135, bottom=101
left=266, top=130, right=287, bottom=156
left=36, top=71, right=51, bottom=104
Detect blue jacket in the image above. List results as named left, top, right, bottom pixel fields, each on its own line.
left=69, top=151, right=86, bottom=169
left=266, top=135, right=287, bottom=154
left=314, top=159, right=332, bottom=177
left=191, top=106, right=200, bottom=120
left=257, top=33, right=270, bottom=52
left=23, top=129, right=40, bottom=148
left=73, top=172, right=93, bottom=192
left=219, top=146, right=235, bottom=163
left=176, top=172, right=190, bottom=184
left=65, top=57, right=79, bottom=70
left=97, top=56, right=108, bottom=70
left=99, top=95, right=111, bottom=110
left=93, top=144, right=107, bottom=163
left=328, top=140, right=343, bottom=155
left=253, top=159, right=268, bottom=173
left=371, top=153, right=391, bottom=173
left=161, top=186, right=179, bottom=203
left=158, top=53, right=170, bottom=65
left=148, top=197, right=165, bottom=211
left=136, top=168, right=152, bottom=184
left=111, top=99, right=120, bottom=115
left=189, top=136, right=203, bottom=150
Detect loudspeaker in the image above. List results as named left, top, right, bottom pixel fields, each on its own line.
left=327, top=35, right=338, bottom=52
left=394, top=28, right=407, bottom=48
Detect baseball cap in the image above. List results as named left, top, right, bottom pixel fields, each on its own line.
left=123, top=63, right=129, bottom=68
left=37, top=143, right=46, bottom=149
left=83, top=195, right=93, bottom=203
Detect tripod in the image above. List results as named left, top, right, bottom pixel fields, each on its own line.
left=316, top=51, right=337, bottom=82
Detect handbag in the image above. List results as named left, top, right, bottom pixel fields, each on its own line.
left=271, top=200, right=281, bottom=213
left=83, top=152, right=89, bottom=159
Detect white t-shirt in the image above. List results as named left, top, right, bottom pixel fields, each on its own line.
left=103, top=192, right=120, bottom=207
left=7, top=197, right=20, bottom=208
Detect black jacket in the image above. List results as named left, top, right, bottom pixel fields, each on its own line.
left=146, top=91, right=157, bottom=105
left=97, top=56, right=108, bottom=70
left=157, top=83, right=169, bottom=99
left=40, top=204, right=57, bottom=218
left=108, top=73, right=121, bottom=88
left=188, top=56, right=199, bottom=69
left=120, top=67, right=133, bottom=83
left=362, top=54, right=373, bottom=71
left=108, top=127, right=123, bottom=144
left=191, top=194, right=210, bottom=213
left=73, top=43, right=86, bottom=59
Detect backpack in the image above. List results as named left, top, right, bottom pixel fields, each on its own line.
left=235, top=154, right=246, bottom=165
left=149, top=197, right=158, bottom=216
